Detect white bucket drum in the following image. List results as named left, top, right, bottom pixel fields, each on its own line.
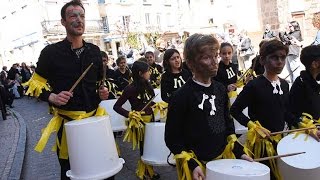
left=153, top=88, right=163, bottom=103
left=277, top=133, right=320, bottom=180
left=100, top=99, right=131, bottom=132
left=206, top=159, right=270, bottom=180
left=65, top=116, right=125, bottom=180
left=141, top=122, right=175, bottom=166
left=229, top=91, right=248, bottom=135
left=153, top=88, right=167, bottom=121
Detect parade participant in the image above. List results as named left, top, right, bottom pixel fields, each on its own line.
left=113, top=61, right=160, bottom=180
left=289, top=45, right=320, bottom=122
left=101, top=51, right=117, bottom=99
left=230, top=39, right=300, bottom=180
left=145, top=51, right=163, bottom=88
left=214, top=42, right=239, bottom=91
left=160, top=49, right=191, bottom=103
left=262, top=24, right=277, bottom=40
left=22, top=1, right=109, bottom=179
left=165, top=34, right=252, bottom=180
left=114, top=56, right=132, bottom=92
left=311, top=12, right=320, bottom=45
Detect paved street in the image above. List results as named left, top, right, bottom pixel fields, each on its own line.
left=9, top=97, right=177, bottom=180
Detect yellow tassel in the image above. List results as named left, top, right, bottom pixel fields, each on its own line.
left=294, top=113, right=317, bottom=140
left=152, top=101, right=168, bottom=119
left=136, top=159, right=155, bottom=179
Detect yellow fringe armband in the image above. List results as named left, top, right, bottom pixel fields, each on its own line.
left=294, top=113, right=317, bottom=140
left=123, top=111, right=152, bottom=150
left=245, top=121, right=282, bottom=180
left=174, top=151, right=205, bottom=180
left=34, top=106, right=106, bottom=159
left=22, top=73, right=51, bottom=97
left=152, top=101, right=168, bottom=119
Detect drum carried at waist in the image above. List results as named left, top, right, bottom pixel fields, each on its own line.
left=206, top=159, right=270, bottom=180
left=64, top=116, right=124, bottom=180
left=100, top=99, right=131, bottom=132
left=277, top=133, right=320, bottom=180
left=141, top=122, right=175, bottom=166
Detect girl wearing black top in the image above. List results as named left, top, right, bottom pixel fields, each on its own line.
left=214, top=42, right=238, bottom=91
left=113, top=61, right=159, bottom=180
left=160, top=49, right=191, bottom=103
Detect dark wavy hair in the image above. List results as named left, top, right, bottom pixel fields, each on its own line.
left=131, top=61, right=154, bottom=100
left=163, top=49, right=182, bottom=72
left=61, top=0, right=85, bottom=20
left=259, top=39, right=289, bottom=59
left=300, top=45, right=320, bottom=69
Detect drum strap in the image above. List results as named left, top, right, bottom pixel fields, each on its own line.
left=34, top=106, right=106, bottom=159
left=22, top=72, right=51, bottom=97
left=216, top=134, right=253, bottom=159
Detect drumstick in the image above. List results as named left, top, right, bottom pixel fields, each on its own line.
left=140, top=93, right=159, bottom=112
left=284, top=66, right=299, bottom=80
left=270, top=127, right=317, bottom=136
left=254, top=152, right=305, bottom=162
left=101, top=63, right=107, bottom=86
left=69, top=63, right=93, bottom=93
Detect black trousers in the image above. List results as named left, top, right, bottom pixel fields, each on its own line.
left=57, top=121, right=115, bottom=180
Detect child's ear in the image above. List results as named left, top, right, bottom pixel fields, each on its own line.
left=311, top=61, right=320, bottom=69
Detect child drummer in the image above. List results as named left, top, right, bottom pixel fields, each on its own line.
left=230, top=39, right=320, bottom=180
left=113, top=60, right=160, bottom=180
left=289, top=45, right=320, bottom=132
left=165, top=34, right=252, bottom=180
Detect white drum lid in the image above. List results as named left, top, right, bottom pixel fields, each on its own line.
left=206, top=159, right=270, bottom=177
left=277, top=133, right=320, bottom=169
left=65, top=116, right=105, bottom=126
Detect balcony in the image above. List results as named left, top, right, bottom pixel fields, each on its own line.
left=41, top=20, right=109, bottom=36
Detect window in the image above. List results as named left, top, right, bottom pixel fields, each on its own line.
left=145, top=13, right=150, bottom=25
left=209, top=18, right=213, bottom=24
left=122, top=15, right=130, bottom=31
left=157, top=13, right=161, bottom=25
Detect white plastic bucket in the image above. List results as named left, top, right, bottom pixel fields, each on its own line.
left=206, top=159, right=270, bottom=180
left=277, top=133, right=320, bottom=180
left=229, top=93, right=248, bottom=135
left=141, top=122, right=175, bottom=166
left=99, top=99, right=131, bottom=132
left=65, top=116, right=125, bottom=180
left=153, top=88, right=163, bottom=103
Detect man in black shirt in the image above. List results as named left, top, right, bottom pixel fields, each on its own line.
left=23, top=1, right=109, bottom=179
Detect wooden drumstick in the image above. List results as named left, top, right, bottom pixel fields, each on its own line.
left=254, top=152, right=305, bottom=162
left=270, top=127, right=317, bottom=136
left=140, top=93, right=159, bottom=112
left=69, top=63, right=93, bottom=93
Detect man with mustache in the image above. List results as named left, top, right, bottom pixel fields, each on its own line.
left=23, top=0, right=109, bottom=179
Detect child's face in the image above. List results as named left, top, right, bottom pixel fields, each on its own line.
left=263, top=50, right=287, bottom=75
left=140, top=69, right=151, bottom=81
left=219, top=46, right=233, bottom=64
left=145, top=53, right=155, bottom=65
left=194, top=45, right=219, bottom=77
left=118, top=59, right=127, bottom=70
left=169, top=52, right=181, bottom=71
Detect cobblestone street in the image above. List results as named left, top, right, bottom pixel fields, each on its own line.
left=10, top=97, right=177, bottom=180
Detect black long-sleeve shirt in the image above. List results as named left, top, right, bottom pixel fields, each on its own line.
left=113, top=84, right=154, bottom=118
left=114, top=69, right=131, bottom=92
left=230, top=76, right=298, bottom=132
left=160, top=69, right=191, bottom=103
left=289, top=71, right=320, bottom=120
left=149, top=63, right=163, bottom=88
left=35, top=38, right=103, bottom=112
left=165, top=79, right=242, bottom=170
left=214, top=61, right=238, bottom=87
